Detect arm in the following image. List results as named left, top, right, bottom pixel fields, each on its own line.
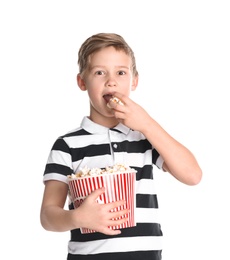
left=40, top=180, right=129, bottom=235
left=108, top=93, right=202, bottom=185
left=139, top=117, right=202, bottom=185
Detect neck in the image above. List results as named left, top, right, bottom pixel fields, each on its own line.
left=88, top=115, right=119, bottom=128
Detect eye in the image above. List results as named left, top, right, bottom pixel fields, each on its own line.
left=118, top=71, right=126, bottom=75
left=95, top=70, right=105, bottom=75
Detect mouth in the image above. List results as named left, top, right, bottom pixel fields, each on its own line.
left=103, top=93, right=114, bottom=103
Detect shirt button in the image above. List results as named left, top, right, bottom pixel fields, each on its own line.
left=113, top=144, right=118, bottom=149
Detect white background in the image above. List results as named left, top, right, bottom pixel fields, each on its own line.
left=1, top=0, right=229, bottom=259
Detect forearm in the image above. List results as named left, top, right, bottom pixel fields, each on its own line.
left=40, top=205, right=79, bottom=232
left=141, top=117, right=202, bottom=185
left=40, top=189, right=131, bottom=235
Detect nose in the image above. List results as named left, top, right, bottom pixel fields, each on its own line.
left=105, top=76, right=117, bottom=87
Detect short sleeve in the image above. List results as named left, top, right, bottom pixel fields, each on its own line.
left=43, top=138, right=73, bottom=184
left=152, top=149, right=164, bottom=170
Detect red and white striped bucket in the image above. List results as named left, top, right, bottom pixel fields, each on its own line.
left=68, top=171, right=136, bottom=234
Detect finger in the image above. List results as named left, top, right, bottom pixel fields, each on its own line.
left=107, top=215, right=129, bottom=229
left=110, top=208, right=130, bottom=217
left=100, top=227, right=122, bottom=236
left=106, top=199, right=127, bottom=210
left=99, top=217, right=128, bottom=235
left=108, top=203, right=130, bottom=221
left=112, top=92, right=131, bottom=105
left=112, top=92, right=125, bottom=100
left=109, top=216, right=129, bottom=226
left=87, top=187, right=105, bottom=201
left=113, top=111, right=126, bottom=120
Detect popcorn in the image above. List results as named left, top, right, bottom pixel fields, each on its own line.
left=68, top=163, right=134, bottom=179
left=106, top=96, right=124, bottom=109
left=67, top=163, right=137, bottom=234
left=110, top=96, right=124, bottom=105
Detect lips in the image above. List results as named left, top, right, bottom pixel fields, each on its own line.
left=103, top=94, right=113, bottom=103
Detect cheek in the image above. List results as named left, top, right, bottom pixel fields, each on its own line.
left=87, top=88, right=100, bottom=103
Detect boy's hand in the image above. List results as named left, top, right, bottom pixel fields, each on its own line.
left=74, top=187, right=129, bottom=235
left=107, top=92, right=152, bottom=133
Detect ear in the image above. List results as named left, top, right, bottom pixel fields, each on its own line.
left=131, top=75, right=138, bottom=91
left=77, top=73, right=87, bottom=91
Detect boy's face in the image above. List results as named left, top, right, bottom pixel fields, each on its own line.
left=77, top=46, right=138, bottom=126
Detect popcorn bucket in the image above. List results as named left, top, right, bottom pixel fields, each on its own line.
left=68, top=171, right=136, bottom=234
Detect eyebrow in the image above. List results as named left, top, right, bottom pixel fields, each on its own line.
left=90, top=65, right=130, bottom=70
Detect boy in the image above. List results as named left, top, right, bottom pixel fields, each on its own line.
left=40, top=33, right=202, bottom=260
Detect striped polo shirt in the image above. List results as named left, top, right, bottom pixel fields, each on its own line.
left=43, top=116, right=164, bottom=260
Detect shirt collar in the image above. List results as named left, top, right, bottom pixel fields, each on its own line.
left=81, top=116, right=130, bottom=135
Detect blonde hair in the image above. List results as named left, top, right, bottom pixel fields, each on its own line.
left=78, top=33, right=138, bottom=77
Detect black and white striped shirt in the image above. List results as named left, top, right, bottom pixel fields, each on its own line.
left=43, top=116, right=164, bottom=260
